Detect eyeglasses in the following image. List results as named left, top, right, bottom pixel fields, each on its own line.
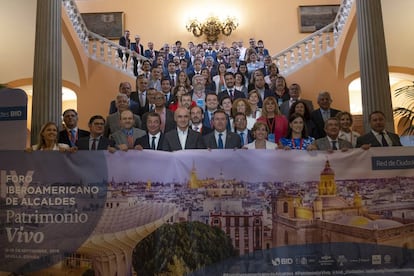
left=93, top=122, right=105, bottom=126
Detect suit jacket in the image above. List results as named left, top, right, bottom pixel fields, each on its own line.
left=356, top=131, right=402, bottom=148
left=104, top=112, right=142, bottom=137
left=310, top=108, right=341, bottom=139
left=131, top=43, right=144, bottom=56
left=314, top=136, right=352, bottom=150
left=280, top=99, right=314, bottom=117
left=134, top=133, right=165, bottom=150
left=76, top=136, right=115, bottom=150
left=130, top=91, right=150, bottom=116
left=58, top=129, right=90, bottom=147
left=109, top=99, right=140, bottom=115
left=203, top=131, right=242, bottom=149
left=144, top=49, right=159, bottom=60
left=110, top=128, right=146, bottom=148
left=218, top=89, right=246, bottom=102
left=235, top=130, right=254, bottom=145
left=257, top=89, right=276, bottom=108
left=162, top=128, right=206, bottom=151
left=141, top=109, right=176, bottom=133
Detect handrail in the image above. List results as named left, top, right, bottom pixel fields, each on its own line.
left=273, top=0, right=354, bottom=75
left=62, top=0, right=148, bottom=77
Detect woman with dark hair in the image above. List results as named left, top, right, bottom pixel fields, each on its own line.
left=234, top=72, right=248, bottom=97
left=201, top=68, right=216, bottom=92
left=288, top=100, right=316, bottom=138
left=279, top=113, right=315, bottom=150
left=176, top=71, right=192, bottom=92
left=212, top=63, right=228, bottom=93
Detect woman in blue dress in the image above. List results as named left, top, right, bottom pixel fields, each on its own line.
left=279, top=113, right=315, bottom=150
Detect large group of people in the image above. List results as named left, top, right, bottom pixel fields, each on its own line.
left=28, top=37, right=403, bottom=152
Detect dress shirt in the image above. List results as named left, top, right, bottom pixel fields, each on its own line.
left=192, top=123, right=203, bottom=132
left=214, top=130, right=227, bottom=147
left=148, top=132, right=161, bottom=150
left=237, top=129, right=248, bottom=145
left=139, top=91, right=146, bottom=106
left=372, top=130, right=392, bottom=146
left=320, top=108, right=331, bottom=122
left=89, top=136, right=101, bottom=150
left=327, top=136, right=339, bottom=150
left=177, top=128, right=189, bottom=150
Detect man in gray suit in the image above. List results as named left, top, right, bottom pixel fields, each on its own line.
left=356, top=110, right=402, bottom=148
left=162, top=107, right=205, bottom=151
left=308, top=117, right=352, bottom=151
left=203, top=109, right=242, bottom=149
left=110, top=110, right=146, bottom=151
left=105, top=94, right=142, bottom=137
left=279, top=83, right=314, bottom=117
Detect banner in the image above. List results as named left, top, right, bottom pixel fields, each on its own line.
left=1, top=148, right=414, bottom=275
left=0, top=88, right=28, bottom=150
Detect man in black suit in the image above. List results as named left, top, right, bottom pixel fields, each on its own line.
left=162, top=107, right=205, bottom=151
left=190, top=106, right=212, bottom=136
left=356, top=110, right=402, bottom=148
left=76, top=115, right=115, bottom=151
left=134, top=112, right=164, bottom=150
left=118, top=30, right=130, bottom=63
left=310, top=91, right=341, bottom=139
left=144, top=41, right=158, bottom=63
left=218, top=72, right=246, bottom=102
left=58, top=109, right=90, bottom=148
left=130, top=75, right=150, bottom=116
left=141, top=91, right=176, bottom=133
left=131, top=35, right=144, bottom=76
left=253, top=74, right=275, bottom=108
left=203, top=109, right=241, bottom=149
left=108, top=82, right=139, bottom=115
left=233, top=113, right=254, bottom=146
left=160, top=77, right=174, bottom=108
left=279, top=83, right=314, bottom=117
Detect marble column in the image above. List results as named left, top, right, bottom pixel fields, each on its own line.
left=356, top=0, right=394, bottom=132
left=31, top=0, right=62, bottom=144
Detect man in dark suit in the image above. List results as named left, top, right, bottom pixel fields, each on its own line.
left=58, top=109, right=90, bottom=148
left=141, top=91, right=176, bottom=133
left=134, top=112, right=164, bottom=150
left=109, top=82, right=139, bottom=115
left=203, top=110, right=242, bottom=149
left=356, top=110, right=402, bottom=148
left=218, top=72, right=246, bottom=102
left=130, top=75, right=150, bottom=116
left=190, top=106, right=213, bottom=136
left=308, top=117, right=352, bottom=151
left=131, top=35, right=144, bottom=76
left=253, top=74, right=275, bottom=108
left=233, top=113, right=254, bottom=146
left=118, top=30, right=130, bottom=62
left=144, top=41, right=158, bottom=63
left=76, top=115, right=115, bottom=151
left=279, top=83, right=314, bottom=117
left=162, top=107, right=205, bottom=151
left=160, top=77, right=175, bottom=108
left=310, top=91, right=341, bottom=139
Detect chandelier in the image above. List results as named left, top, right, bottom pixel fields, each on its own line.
left=186, top=16, right=239, bottom=43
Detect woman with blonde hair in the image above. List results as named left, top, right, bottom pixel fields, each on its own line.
left=336, top=111, right=360, bottom=147
left=30, top=122, right=70, bottom=151
left=256, top=97, right=288, bottom=143
left=244, top=121, right=278, bottom=149
left=232, top=98, right=256, bottom=130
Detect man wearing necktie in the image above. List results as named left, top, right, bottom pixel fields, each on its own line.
left=218, top=72, right=246, bottom=102
left=308, top=117, right=352, bottom=151
left=233, top=113, right=253, bottom=146
left=110, top=110, right=145, bottom=151
left=203, top=110, right=242, bottom=149
left=310, top=91, right=341, bottom=139
left=76, top=115, right=115, bottom=151
left=356, top=110, right=402, bottom=149
left=58, top=109, right=90, bottom=148
left=134, top=112, right=164, bottom=150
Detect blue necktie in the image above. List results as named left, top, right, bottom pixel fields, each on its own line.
left=218, top=133, right=224, bottom=149
left=70, top=129, right=76, bottom=146
left=239, top=132, right=244, bottom=145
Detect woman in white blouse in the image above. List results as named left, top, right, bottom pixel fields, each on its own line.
left=30, top=122, right=70, bottom=151
left=336, top=111, right=360, bottom=147
left=244, top=122, right=278, bottom=149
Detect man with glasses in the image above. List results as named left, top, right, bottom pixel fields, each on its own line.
left=76, top=115, right=115, bottom=151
